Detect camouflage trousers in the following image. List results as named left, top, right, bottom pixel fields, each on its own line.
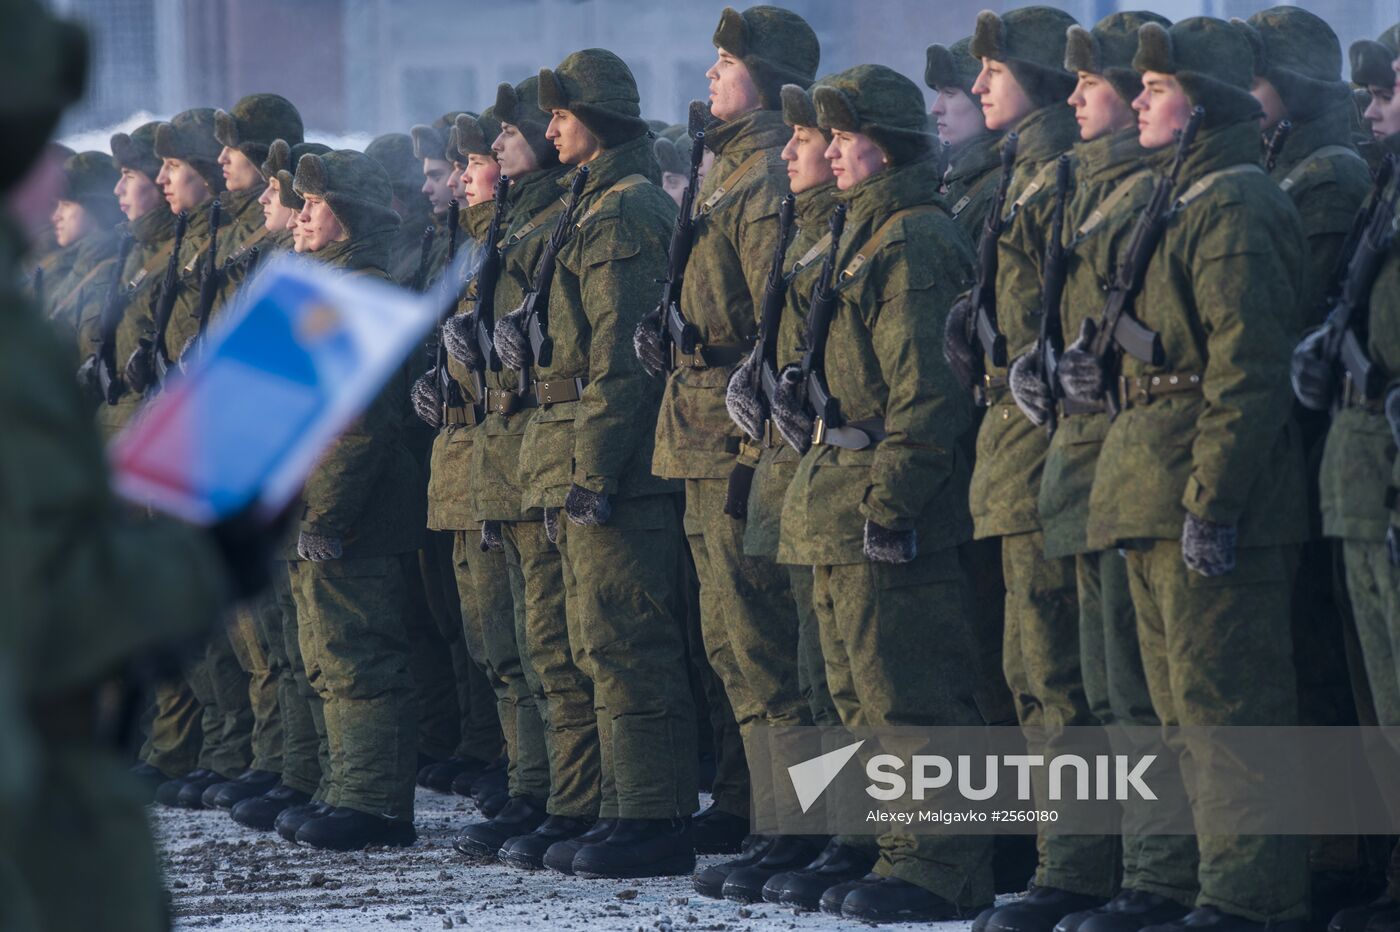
left=812, top=547, right=993, bottom=910
left=1124, top=541, right=1307, bottom=922
left=963, top=536, right=1016, bottom=725
left=229, top=592, right=283, bottom=775
left=1002, top=530, right=1119, bottom=899
left=494, top=522, right=554, bottom=803
left=789, top=564, right=840, bottom=727
left=405, top=534, right=466, bottom=764
left=189, top=623, right=253, bottom=778
left=271, top=562, right=326, bottom=798
left=516, top=518, right=600, bottom=818
left=292, top=553, right=419, bottom=820
left=557, top=494, right=698, bottom=820
left=139, top=677, right=202, bottom=778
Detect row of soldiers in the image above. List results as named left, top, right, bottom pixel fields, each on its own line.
left=11, top=0, right=1400, bottom=928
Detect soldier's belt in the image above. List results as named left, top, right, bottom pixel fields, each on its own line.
left=1340, top=374, right=1384, bottom=413
left=812, top=417, right=887, bottom=451
left=973, top=374, right=1009, bottom=408
left=533, top=376, right=589, bottom=405
left=671, top=342, right=748, bottom=370
left=1058, top=396, right=1105, bottom=419
left=485, top=387, right=538, bottom=416
left=444, top=403, right=481, bottom=428
left=1116, top=372, right=1202, bottom=410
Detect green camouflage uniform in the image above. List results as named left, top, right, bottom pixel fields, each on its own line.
left=1086, top=19, right=1311, bottom=920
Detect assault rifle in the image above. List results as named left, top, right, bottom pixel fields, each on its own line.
left=469, top=172, right=512, bottom=398
left=1036, top=155, right=1073, bottom=437
left=409, top=224, right=435, bottom=293
left=801, top=205, right=849, bottom=444
left=656, top=130, right=705, bottom=367
left=1264, top=120, right=1293, bottom=173
left=149, top=209, right=189, bottom=385
left=963, top=133, right=1018, bottom=387
left=434, top=200, right=465, bottom=419
left=95, top=231, right=137, bottom=404
left=754, top=193, right=797, bottom=420
left=523, top=166, right=589, bottom=371
left=192, top=197, right=223, bottom=340
left=1088, top=106, right=1203, bottom=420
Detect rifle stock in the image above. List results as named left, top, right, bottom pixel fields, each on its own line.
left=1264, top=120, right=1292, bottom=174
left=966, top=132, right=1019, bottom=382
left=754, top=193, right=797, bottom=419
left=469, top=172, right=513, bottom=398
left=659, top=130, right=706, bottom=363
left=96, top=231, right=137, bottom=404
left=192, top=198, right=223, bottom=343
left=150, top=209, right=189, bottom=385
left=523, top=167, right=590, bottom=373
left=801, top=205, right=849, bottom=431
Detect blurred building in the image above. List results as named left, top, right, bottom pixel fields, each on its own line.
left=51, top=0, right=1400, bottom=138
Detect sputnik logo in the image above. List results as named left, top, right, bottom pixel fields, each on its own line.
left=787, top=740, right=864, bottom=813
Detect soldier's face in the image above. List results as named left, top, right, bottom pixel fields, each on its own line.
left=546, top=109, right=602, bottom=165
left=1249, top=77, right=1288, bottom=133
left=297, top=194, right=347, bottom=251
left=51, top=199, right=96, bottom=248
left=781, top=125, right=834, bottom=194
left=707, top=48, right=762, bottom=122
left=115, top=167, right=163, bottom=222
left=464, top=153, right=502, bottom=207
left=1069, top=72, right=1136, bottom=142
left=493, top=122, right=539, bottom=177
left=156, top=157, right=213, bottom=213
left=824, top=129, right=886, bottom=191
left=1364, top=81, right=1400, bottom=139
left=421, top=158, right=453, bottom=215
left=446, top=161, right=467, bottom=203
left=260, top=178, right=295, bottom=233
left=1133, top=72, right=1193, bottom=150
left=291, top=215, right=308, bottom=252
left=972, top=58, right=1034, bottom=132
left=218, top=146, right=263, bottom=192
left=930, top=86, right=986, bottom=148
left=661, top=172, right=687, bottom=208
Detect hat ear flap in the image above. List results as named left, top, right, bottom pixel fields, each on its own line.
left=925, top=44, right=955, bottom=89
left=812, top=85, right=859, bottom=133
left=409, top=124, right=438, bottom=161
left=292, top=153, right=326, bottom=198
left=454, top=114, right=486, bottom=157
left=780, top=83, right=818, bottom=128
left=1134, top=21, right=1175, bottom=74
left=153, top=122, right=178, bottom=160
left=494, top=82, right=518, bottom=124
left=262, top=138, right=290, bottom=179
left=1229, top=19, right=1267, bottom=76
left=969, top=10, right=1004, bottom=61
left=1351, top=39, right=1398, bottom=87
left=537, top=68, right=566, bottom=113
left=213, top=108, right=239, bottom=149
left=712, top=6, right=748, bottom=57
left=1063, top=25, right=1101, bottom=75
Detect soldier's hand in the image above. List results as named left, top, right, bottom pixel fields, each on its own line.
left=411, top=370, right=443, bottom=429
left=297, top=529, right=343, bottom=562
left=1058, top=319, right=1105, bottom=404
left=943, top=293, right=978, bottom=390
left=493, top=302, right=529, bottom=370
left=125, top=341, right=157, bottom=394
left=725, top=347, right=765, bottom=441
left=1290, top=326, right=1333, bottom=412
left=442, top=312, right=482, bottom=369
left=633, top=307, right=668, bottom=378
left=771, top=364, right=813, bottom=455
left=564, top=484, right=612, bottom=527
left=1008, top=349, right=1052, bottom=427
left=1386, top=385, right=1400, bottom=450
left=1388, top=526, right=1400, bottom=568
left=480, top=520, right=504, bottom=552
left=76, top=353, right=101, bottom=400
left=864, top=520, right=917, bottom=564
left=543, top=506, right=561, bottom=544
left=1181, top=513, right=1236, bottom=577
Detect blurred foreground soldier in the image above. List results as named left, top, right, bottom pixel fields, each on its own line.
left=1060, top=17, right=1310, bottom=931
left=492, top=47, right=698, bottom=878
left=44, top=150, right=120, bottom=357
left=412, top=112, right=465, bottom=287
left=639, top=5, right=823, bottom=891
left=769, top=64, right=989, bottom=923
left=948, top=9, right=1121, bottom=930
left=926, top=36, right=1003, bottom=238
left=19, top=141, right=75, bottom=299
left=0, top=3, right=283, bottom=926
left=276, top=149, right=426, bottom=851
left=367, top=132, right=433, bottom=285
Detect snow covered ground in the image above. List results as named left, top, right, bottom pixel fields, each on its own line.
left=153, top=788, right=998, bottom=931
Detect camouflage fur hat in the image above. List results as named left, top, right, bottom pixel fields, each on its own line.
left=0, top=0, right=87, bottom=193
left=654, top=134, right=690, bottom=174
left=1234, top=8, right=1349, bottom=123
left=364, top=132, right=420, bottom=206
left=110, top=120, right=162, bottom=182
left=925, top=37, right=980, bottom=96
left=781, top=80, right=834, bottom=140
left=813, top=64, right=933, bottom=166
left=969, top=7, right=1078, bottom=108
left=264, top=140, right=330, bottom=210
left=62, top=150, right=122, bottom=227
left=411, top=112, right=465, bottom=163
left=712, top=5, right=820, bottom=110
left=495, top=77, right=559, bottom=167
left=292, top=149, right=399, bottom=237
left=1349, top=25, right=1400, bottom=89
left=538, top=48, right=649, bottom=148
left=1133, top=17, right=1262, bottom=128
left=1066, top=12, right=1171, bottom=104
left=214, top=93, right=304, bottom=171
left=455, top=109, right=503, bottom=158
left=154, top=107, right=226, bottom=193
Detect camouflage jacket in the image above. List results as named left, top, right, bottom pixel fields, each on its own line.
left=653, top=108, right=791, bottom=480
left=1270, top=110, right=1371, bottom=328
left=1087, top=121, right=1308, bottom=549
left=517, top=135, right=678, bottom=510
left=967, top=103, right=1079, bottom=539
left=942, top=131, right=1004, bottom=241
left=1037, top=129, right=1156, bottom=559
left=470, top=164, right=570, bottom=523
left=778, top=158, right=977, bottom=566
left=744, top=180, right=837, bottom=558
left=296, top=228, right=425, bottom=557
left=46, top=227, right=118, bottom=360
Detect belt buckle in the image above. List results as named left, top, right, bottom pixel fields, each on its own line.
left=812, top=417, right=827, bottom=446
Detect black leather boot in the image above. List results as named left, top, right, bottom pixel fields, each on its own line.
left=422, top=758, right=490, bottom=795
left=985, top=886, right=1111, bottom=932
left=722, top=835, right=825, bottom=902
left=498, top=815, right=593, bottom=871
left=275, top=801, right=331, bottom=842
left=453, top=796, right=547, bottom=860
left=764, top=839, right=877, bottom=910
left=841, top=876, right=965, bottom=923
left=1069, top=890, right=1192, bottom=932
left=693, top=835, right=774, bottom=898
left=571, top=817, right=694, bottom=880
left=544, top=819, right=616, bottom=875
left=691, top=801, right=749, bottom=855
left=231, top=783, right=311, bottom=832
left=457, top=759, right=507, bottom=799
left=1332, top=896, right=1400, bottom=932
left=155, top=768, right=220, bottom=809
left=1141, top=906, right=1307, bottom=932
left=203, top=769, right=280, bottom=810
left=821, top=872, right=882, bottom=916
left=129, top=762, right=168, bottom=803
left=295, top=806, right=416, bottom=851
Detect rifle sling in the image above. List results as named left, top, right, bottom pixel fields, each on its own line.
left=1279, top=145, right=1364, bottom=193
left=576, top=174, right=650, bottom=228
left=790, top=233, right=830, bottom=276
left=505, top=198, right=566, bottom=246
left=47, top=261, right=113, bottom=325
left=1074, top=170, right=1152, bottom=241
left=838, top=207, right=937, bottom=282
left=127, top=239, right=177, bottom=291
left=1002, top=159, right=1058, bottom=225
left=697, top=149, right=767, bottom=217
left=1173, top=164, right=1263, bottom=212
